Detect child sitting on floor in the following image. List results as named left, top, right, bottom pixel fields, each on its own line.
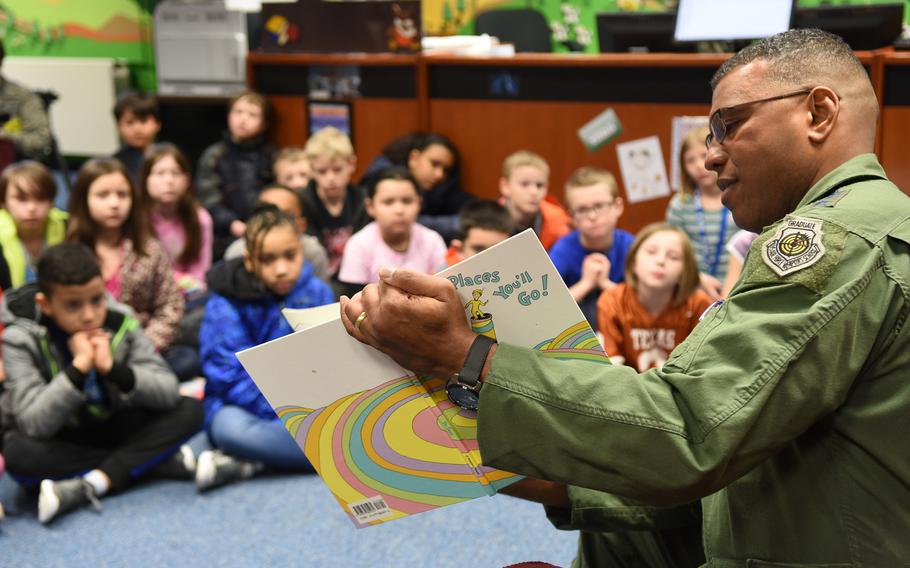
left=597, top=222, right=712, bottom=371
left=0, top=243, right=202, bottom=524
left=0, top=161, right=68, bottom=288
left=499, top=150, right=571, bottom=251
left=197, top=205, right=334, bottom=491
left=338, top=166, right=446, bottom=291
left=444, top=199, right=514, bottom=267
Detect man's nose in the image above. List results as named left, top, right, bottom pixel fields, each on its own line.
left=705, top=143, right=726, bottom=173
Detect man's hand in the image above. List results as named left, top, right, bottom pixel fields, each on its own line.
left=68, top=331, right=95, bottom=373
left=89, top=330, right=113, bottom=375
left=340, top=268, right=476, bottom=378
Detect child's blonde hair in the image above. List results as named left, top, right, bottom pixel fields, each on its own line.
left=304, top=127, right=354, bottom=161
left=624, top=223, right=700, bottom=307
left=564, top=167, right=619, bottom=201
left=275, top=146, right=308, bottom=167
left=679, top=125, right=710, bottom=197
left=501, top=150, right=550, bottom=180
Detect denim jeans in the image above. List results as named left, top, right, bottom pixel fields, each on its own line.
left=208, top=405, right=313, bottom=471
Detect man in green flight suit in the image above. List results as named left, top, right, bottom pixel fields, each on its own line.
left=340, top=29, right=910, bottom=566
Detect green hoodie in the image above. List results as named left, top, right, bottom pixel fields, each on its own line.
left=0, top=207, right=67, bottom=287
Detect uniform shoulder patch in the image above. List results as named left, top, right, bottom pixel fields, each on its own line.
left=761, top=216, right=826, bottom=277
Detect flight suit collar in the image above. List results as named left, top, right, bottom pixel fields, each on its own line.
left=795, top=153, right=887, bottom=210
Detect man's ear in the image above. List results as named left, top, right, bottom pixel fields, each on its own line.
left=36, top=291, right=52, bottom=317
left=450, top=238, right=463, bottom=253
left=807, top=87, right=839, bottom=144
left=365, top=197, right=375, bottom=219
left=613, top=196, right=625, bottom=217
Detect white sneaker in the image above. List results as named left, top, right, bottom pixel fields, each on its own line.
left=38, top=478, right=101, bottom=525
left=195, top=450, right=262, bottom=492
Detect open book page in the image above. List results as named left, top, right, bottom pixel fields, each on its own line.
left=282, top=303, right=339, bottom=332
left=237, top=230, right=609, bottom=527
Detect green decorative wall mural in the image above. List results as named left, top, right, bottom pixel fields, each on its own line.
left=0, top=0, right=155, bottom=90
left=424, top=0, right=910, bottom=53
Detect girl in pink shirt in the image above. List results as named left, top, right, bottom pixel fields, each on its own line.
left=338, top=166, right=446, bottom=289
left=142, top=143, right=213, bottom=297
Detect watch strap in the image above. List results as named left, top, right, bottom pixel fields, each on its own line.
left=458, top=334, right=496, bottom=388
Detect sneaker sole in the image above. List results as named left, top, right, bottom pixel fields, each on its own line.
left=37, top=480, right=60, bottom=524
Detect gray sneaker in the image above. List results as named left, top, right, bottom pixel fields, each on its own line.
left=149, top=444, right=196, bottom=480
left=195, top=450, right=263, bottom=492
left=38, top=478, right=102, bottom=524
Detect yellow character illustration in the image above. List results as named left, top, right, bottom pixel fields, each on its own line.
left=464, top=289, right=489, bottom=320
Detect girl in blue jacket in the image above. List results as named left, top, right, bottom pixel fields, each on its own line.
left=196, top=205, right=334, bottom=491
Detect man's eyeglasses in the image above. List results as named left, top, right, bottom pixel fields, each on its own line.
left=705, top=88, right=815, bottom=149
left=572, top=201, right=615, bottom=219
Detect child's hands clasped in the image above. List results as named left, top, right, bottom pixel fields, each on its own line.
left=581, top=253, right=612, bottom=289
left=88, top=330, right=114, bottom=375
left=68, top=330, right=113, bottom=374
left=68, top=331, right=96, bottom=374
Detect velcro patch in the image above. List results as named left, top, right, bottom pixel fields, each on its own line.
left=761, top=216, right=826, bottom=277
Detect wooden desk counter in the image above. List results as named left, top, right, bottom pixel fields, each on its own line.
left=247, top=50, right=902, bottom=232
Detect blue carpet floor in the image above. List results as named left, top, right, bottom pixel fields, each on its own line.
left=0, top=472, right=578, bottom=567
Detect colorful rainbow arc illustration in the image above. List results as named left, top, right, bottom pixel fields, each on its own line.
left=277, top=320, right=608, bottom=527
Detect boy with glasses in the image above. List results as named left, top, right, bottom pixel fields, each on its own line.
left=549, top=167, right=633, bottom=328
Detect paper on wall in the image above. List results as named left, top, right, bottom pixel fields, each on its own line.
left=616, top=135, right=671, bottom=204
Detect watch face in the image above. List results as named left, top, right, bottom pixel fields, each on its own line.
left=446, top=383, right=479, bottom=411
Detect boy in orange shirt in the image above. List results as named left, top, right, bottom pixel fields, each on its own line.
left=498, top=150, right=571, bottom=250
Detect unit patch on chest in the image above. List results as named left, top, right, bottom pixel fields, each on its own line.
left=761, top=216, right=826, bottom=277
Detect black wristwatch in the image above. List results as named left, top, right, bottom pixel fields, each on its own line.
left=446, top=335, right=497, bottom=411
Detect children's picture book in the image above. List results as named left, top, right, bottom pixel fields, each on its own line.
left=236, top=230, right=609, bottom=527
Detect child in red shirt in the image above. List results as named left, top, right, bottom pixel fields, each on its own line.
left=598, top=222, right=713, bottom=372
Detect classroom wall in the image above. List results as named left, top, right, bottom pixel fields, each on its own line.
left=423, top=0, right=910, bottom=50
left=4, top=0, right=907, bottom=91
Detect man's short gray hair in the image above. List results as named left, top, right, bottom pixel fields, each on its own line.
left=711, top=28, right=867, bottom=91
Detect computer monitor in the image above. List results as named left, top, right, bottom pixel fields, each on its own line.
left=794, top=4, right=904, bottom=51
left=597, top=12, right=693, bottom=53
left=674, top=0, right=794, bottom=43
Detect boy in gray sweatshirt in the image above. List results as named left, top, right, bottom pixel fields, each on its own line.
left=0, top=243, right=203, bottom=524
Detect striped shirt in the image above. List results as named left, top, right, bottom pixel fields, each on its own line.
left=665, top=193, right=740, bottom=280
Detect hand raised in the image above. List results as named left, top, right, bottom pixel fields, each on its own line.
left=340, top=268, right=475, bottom=378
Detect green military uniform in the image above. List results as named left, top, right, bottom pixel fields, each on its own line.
left=478, top=154, right=910, bottom=566
left=0, top=76, right=52, bottom=162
